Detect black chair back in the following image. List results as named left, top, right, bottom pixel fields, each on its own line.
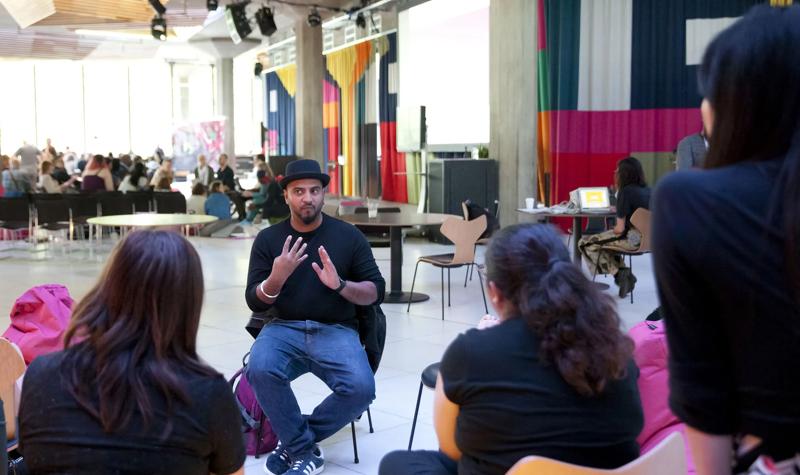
left=65, top=194, right=99, bottom=221
left=354, top=207, right=402, bottom=214
left=126, top=191, right=153, bottom=213
left=154, top=192, right=186, bottom=214
left=97, top=191, right=133, bottom=216
left=32, top=195, right=70, bottom=226
left=0, top=196, right=31, bottom=223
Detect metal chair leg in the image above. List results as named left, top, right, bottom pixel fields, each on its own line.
left=464, top=264, right=470, bottom=287
left=440, top=267, right=444, bottom=320
left=408, top=381, right=424, bottom=450
left=477, top=266, right=488, bottom=313
left=629, top=255, right=634, bottom=304
left=407, top=261, right=421, bottom=312
left=367, top=407, right=374, bottom=433
left=351, top=421, right=359, bottom=463
left=447, top=268, right=451, bottom=307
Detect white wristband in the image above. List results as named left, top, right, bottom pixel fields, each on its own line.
left=259, top=280, right=279, bottom=299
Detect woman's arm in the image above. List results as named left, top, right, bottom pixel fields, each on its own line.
left=434, top=373, right=462, bottom=461
left=613, top=217, right=626, bottom=235
left=686, top=426, right=732, bottom=475
left=101, top=169, right=114, bottom=191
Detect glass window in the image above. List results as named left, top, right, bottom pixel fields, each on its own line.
left=0, top=61, right=37, bottom=155
left=34, top=61, right=84, bottom=154
left=129, top=60, right=172, bottom=157
left=83, top=61, right=130, bottom=154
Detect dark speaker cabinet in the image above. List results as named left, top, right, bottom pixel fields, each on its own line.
left=427, top=158, right=498, bottom=243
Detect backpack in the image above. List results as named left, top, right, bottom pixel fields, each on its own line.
left=2, top=284, right=73, bottom=365
left=465, top=200, right=499, bottom=239
left=228, top=354, right=278, bottom=457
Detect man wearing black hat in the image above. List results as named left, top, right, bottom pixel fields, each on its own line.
left=244, top=159, right=385, bottom=475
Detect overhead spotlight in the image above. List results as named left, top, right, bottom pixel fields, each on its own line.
left=255, top=6, right=277, bottom=37
left=355, top=12, right=366, bottom=29
left=207, top=0, right=218, bottom=11
left=307, top=7, right=322, bottom=27
left=151, top=15, right=167, bottom=41
left=225, top=1, right=252, bottom=44
left=147, top=0, right=167, bottom=15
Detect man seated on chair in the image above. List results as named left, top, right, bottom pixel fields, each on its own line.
left=245, top=159, right=385, bottom=475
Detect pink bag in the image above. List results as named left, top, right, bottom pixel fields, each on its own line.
left=2, top=284, right=73, bottom=364
left=629, top=320, right=695, bottom=474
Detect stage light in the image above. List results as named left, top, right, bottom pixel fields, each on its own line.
left=147, top=0, right=166, bottom=15
left=307, top=7, right=322, bottom=27
left=151, top=15, right=167, bottom=41
left=355, top=12, right=366, bottom=29
left=225, top=2, right=252, bottom=44
left=207, top=0, right=218, bottom=11
left=255, top=7, right=277, bottom=37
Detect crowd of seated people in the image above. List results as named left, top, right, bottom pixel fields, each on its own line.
left=2, top=5, right=800, bottom=475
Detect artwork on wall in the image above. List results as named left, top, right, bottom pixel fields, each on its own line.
left=172, top=118, right=226, bottom=171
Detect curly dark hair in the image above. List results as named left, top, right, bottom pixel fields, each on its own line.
left=484, top=224, right=633, bottom=396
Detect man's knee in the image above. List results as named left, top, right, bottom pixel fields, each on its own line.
left=379, top=450, right=410, bottom=475
left=246, top=344, right=289, bottom=386
left=337, top=372, right=375, bottom=410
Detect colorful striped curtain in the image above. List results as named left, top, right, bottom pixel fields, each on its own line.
left=264, top=64, right=297, bottom=156
left=536, top=0, right=762, bottom=205
left=325, top=42, right=374, bottom=196
left=378, top=33, right=409, bottom=203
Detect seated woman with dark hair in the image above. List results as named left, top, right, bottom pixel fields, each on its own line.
left=380, top=224, right=643, bottom=475
left=579, top=156, right=651, bottom=298
left=18, top=230, right=246, bottom=475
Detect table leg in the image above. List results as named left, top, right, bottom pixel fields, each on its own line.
left=382, top=226, right=430, bottom=304
left=572, top=217, right=582, bottom=265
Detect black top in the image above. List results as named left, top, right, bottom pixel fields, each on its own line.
left=217, top=166, right=236, bottom=191
left=616, top=185, right=652, bottom=232
left=19, top=351, right=246, bottom=475
left=51, top=168, right=71, bottom=185
left=652, top=159, right=800, bottom=450
left=245, top=214, right=385, bottom=327
left=440, top=318, right=643, bottom=475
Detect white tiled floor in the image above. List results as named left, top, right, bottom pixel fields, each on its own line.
left=0, top=230, right=660, bottom=475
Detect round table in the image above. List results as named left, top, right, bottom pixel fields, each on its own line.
left=87, top=214, right=218, bottom=242
left=339, top=211, right=458, bottom=304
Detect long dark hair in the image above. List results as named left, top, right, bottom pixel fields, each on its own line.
left=699, top=4, right=800, bottom=294
left=615, top=156, right=646, bottom=189
left=63, top=230, right=217, bottom=435
left=484, top=224, right=633, bottom=397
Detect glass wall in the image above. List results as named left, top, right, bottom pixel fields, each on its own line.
left=0, top=59, right=219, bottom=158
left=233, top=53, right=264, bottom=156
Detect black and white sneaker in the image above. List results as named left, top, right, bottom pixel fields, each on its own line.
left=264, top=441, right=292, bottom=475
left=284, top=445, right=324, bottom=475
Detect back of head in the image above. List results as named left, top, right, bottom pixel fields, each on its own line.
left=209, top=180, right=222, bottom=194
left=699, top=5, right=800, bottom=295
left=484, top=224, right=633, bottom=396
left=192, top=182, right=206, bottom=196
left=63, top=230, right=214, bottom=434
left=616, top=156, right=646, bottom=188
left=89, top=154, right=105, bottom=170
left=40, top=161, right=52, bottom=175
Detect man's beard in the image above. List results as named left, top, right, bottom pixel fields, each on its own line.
left=297, top=204, right=321, bottom=224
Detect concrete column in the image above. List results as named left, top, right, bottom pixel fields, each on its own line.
left=489, top=0, right=537, bottom=226
left=216, top=57, right=236, bottom=161
left=295, top=19, right=324, bottom=166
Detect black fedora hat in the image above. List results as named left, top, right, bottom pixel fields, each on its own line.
left=280, top=159, right=330, bottom=189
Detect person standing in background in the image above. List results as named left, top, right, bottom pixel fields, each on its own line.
left=675, top=125, right=709, bottom=170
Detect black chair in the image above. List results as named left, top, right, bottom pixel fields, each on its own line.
left=97, top=191, right=134, bottom=216
left=0, top=195, right=32, bottom=242
left=408, top=362, right=440, bottom=450
left=154, top=192, right=187, bottom=214
left=31, top=194, right=71, bottom=242
left=126, top=190, right=154, bottom=213
left=65, top=194, right=99, bottom=240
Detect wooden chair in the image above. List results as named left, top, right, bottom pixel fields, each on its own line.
left=407, top=215, right=488, bottom=320
left=506, top=432, right=686, bottom=475
left=0, top=338, right=26, bottom=447
left=617, top=208, right=652, bottom=304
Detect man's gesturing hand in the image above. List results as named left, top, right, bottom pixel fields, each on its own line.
left=271, top=235, right=308, bottom=284
left=311, top=245, right=341, bottom=290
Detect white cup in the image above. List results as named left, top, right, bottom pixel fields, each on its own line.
left=525, top=197, right=535, bottom=210
left=367, top=200, right=379, bottom=218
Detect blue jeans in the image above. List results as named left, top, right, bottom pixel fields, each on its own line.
left=246, top=319, right=375, bottom=457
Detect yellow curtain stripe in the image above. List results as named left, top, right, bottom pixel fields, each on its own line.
left=275, top=64, right=297, bottom=98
